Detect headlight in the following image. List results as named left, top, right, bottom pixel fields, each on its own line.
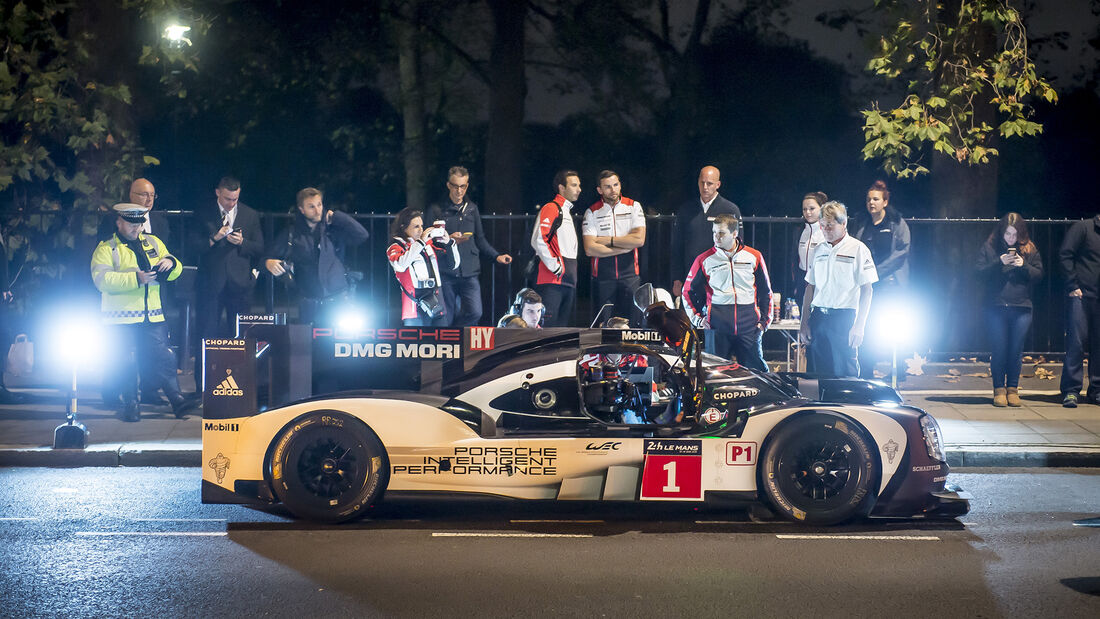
left=920, top=414, right=946, bottom=462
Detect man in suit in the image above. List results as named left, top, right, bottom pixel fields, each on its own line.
left=193, top=176, right=263, bottom=386
left=671, top=166, right=742, bottom=297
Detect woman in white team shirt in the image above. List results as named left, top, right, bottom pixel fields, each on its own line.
left=794, top=191, right=827, bottom=302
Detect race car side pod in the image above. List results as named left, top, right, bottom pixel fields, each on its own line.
left=775, top=372, right=903, bottom=406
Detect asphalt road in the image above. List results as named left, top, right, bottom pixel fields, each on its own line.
left=0, top=468, right=1097, bottom=618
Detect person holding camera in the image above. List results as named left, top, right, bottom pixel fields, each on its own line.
left=976, top=213, right=1043, bottom=407
left=387, top=207, right=460, bottom=326
left=265, top=187, right=369, bottom=324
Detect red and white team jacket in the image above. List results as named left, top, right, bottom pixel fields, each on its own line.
left=582, top=197, right=645, bottom=280
left=682, top=241, right=774, bottom=334
left=530, top=194, right=578, bottom=286
left=387, top=236, right=460, bottom=321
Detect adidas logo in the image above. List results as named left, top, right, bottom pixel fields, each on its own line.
left=211, top=370, right=244, bottom=397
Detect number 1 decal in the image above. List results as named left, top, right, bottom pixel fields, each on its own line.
left=640, top=440, right=702, bottom=500
left=662, top=461, right=680, bottom=492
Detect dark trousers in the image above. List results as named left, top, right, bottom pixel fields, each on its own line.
left=536, top=283, right=575, bottom=327
left=809, top=307, right=859, bottom=378
left=1060, top=296, right=1100, bottom=397
left=194, top=284, right=252, bottom=387
left=713, top=328, right=767, bottom=372
left=987, top=305, right=1032, bottom=389
left=442, top=275, right=483, bottom=327
left=592, top=275, right=641, bottom=326
left=108, top=322, right=183, bottom=408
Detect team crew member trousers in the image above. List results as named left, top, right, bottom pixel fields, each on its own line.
left=592, top=275, right=640, bottom=325
left=808, top=307, right=859, bottom=378
left=708, top=304, right=767, bottom=372
left=108, top=322, right=185, bottom=408
left=1060, top=296, right=1100, bottom=399
left=536, top=283, right=576, bottom=327
left=442, top=274, right=483, bottom=327
left=987, top=305, right=1032, bottom=390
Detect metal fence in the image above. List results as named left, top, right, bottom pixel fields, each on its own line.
left=76, top=211, right=1082, bottom=357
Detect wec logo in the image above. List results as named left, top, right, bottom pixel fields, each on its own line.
left=211, top=370, right=244, bottom=397
left=585, top=441, right=621, bottom=451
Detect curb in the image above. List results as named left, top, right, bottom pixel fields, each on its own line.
left=0, top=444, right=201, bottom=467
left=2, top=446, right=1100, bottom=468
left=945, top=446, right=1100, bottom=468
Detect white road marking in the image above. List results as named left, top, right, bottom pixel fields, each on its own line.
left=776, top=534, right=940, bottom=541
left=432, top=532, right=593, bottom=538
left=509, top=519, right=604, bottom=524
left=75, top=532, right=227, bottom=537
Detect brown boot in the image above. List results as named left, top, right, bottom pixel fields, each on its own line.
left=1006, top=387, right=1022, bottom=407
left=993, top=387, right=1007, bottom=407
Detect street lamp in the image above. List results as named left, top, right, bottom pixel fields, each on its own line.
left=163, top=23, right=192, bottom=48
left=51, top=315, right=105, bottom=449
left=870, top=296, right=923, bottom=390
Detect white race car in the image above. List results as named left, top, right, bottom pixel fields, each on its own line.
left=201, top=305, right=969, bottom=525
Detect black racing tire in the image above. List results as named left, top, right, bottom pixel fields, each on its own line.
left=759, top=413, right=878, bottom=525
left=268, top=411, right=389, bottom=523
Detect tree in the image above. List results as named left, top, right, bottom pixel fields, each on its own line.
left=861, top=0, right=1057, bottom=184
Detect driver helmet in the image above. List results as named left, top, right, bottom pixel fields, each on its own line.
left=496, top=313, right=527, bottom=328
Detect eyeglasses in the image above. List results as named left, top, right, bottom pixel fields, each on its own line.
left=132, top=192, right=156, bottom=200
left=447, top=182, right=469, bottom=191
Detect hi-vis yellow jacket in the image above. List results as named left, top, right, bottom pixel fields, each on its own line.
left=90, top=233, right=182, bottom=324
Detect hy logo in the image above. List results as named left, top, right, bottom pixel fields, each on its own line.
left=212, top=369, right=244, bottom=397
left=470, top=326, right=495, bottom=350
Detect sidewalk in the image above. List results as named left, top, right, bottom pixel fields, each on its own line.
left=0, top=363, right=1097, bottom=467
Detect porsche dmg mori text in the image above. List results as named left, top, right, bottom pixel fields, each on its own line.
left=334, top=342, right=461, bottom=359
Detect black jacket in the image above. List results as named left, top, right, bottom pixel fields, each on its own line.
left=671, top=194, right=741, bottom=284
left=267, top=210, right=369, bottom=300
left=425, top=200, right=500, bottom=278
left=976, top=238, right=1043, bottom=308
left=1059, top=216, right=1100, bottom=298
left=194, top=203, right=264, bottom=293
left=852, top=206, right=910, bottom=288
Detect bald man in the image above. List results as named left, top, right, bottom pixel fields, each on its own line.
left=97, top=178, right=176, bottom=407
left=98, top=178, right=173, bottom=243
left=671, top=166, right=742, bottom=297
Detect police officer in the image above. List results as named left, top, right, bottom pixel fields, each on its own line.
left=799, top=201, right=878, bottom=378
left=91, top=204, right=197, bottom=421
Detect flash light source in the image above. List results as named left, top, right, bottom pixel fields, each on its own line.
left=163, top=23, right=192, bottom=47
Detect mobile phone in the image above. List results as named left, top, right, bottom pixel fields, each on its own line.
left=1008, top=247, right=1017, bottom=255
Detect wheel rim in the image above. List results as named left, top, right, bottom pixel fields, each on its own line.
left=776, top=428, right=860, bottom=505
left=295, top=436, right=363, bottom=500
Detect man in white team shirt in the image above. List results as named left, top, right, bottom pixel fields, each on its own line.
left=582, top=170, right=646, bottom=322
left=799, top=201, right=878, bottom=377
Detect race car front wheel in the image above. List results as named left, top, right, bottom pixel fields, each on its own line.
left=268, top=411, right=389, bottom=523
left=759, top=413, right=878, bottom=525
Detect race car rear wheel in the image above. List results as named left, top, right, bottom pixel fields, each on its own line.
left=268, top=411, right=388, bottom=523
left=760, top=413, right=877, bottom=525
